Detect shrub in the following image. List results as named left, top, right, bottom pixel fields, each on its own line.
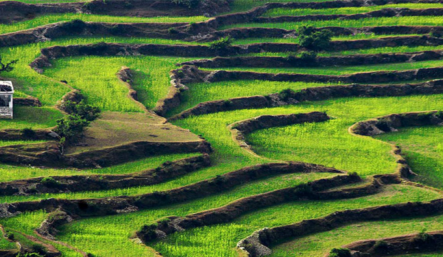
left=31, top=243, right=46, bottom=255
left=22, top=128, right=36, bottom=138
left=329, top=248, right=352, bottom=257
left=62, top=19, right=86, bottom=33
left=348, top=171, right=359, bottom=178
left=415, top=228, right=433, bottom=242
left=209, top=36, right=233, bottom=50
left=298, top=26, right=333, bottom=51
left=168, top=28, right=178, bottom=34
left=214, top=175, right=226, bottom=185
left=373, top=240, right=388, bottom=251
left=294, top=183, right=313, bottom=197
left=41, top=177, right=60, bottom=188
left=223, top=100, right=233, bottom=107
left=278, top=88, right=295, bottom=101
left=300, top=51, right=318, bottom=61
left=54, top=114, right=90, bottom=143
left=60, top=98, right=100, bottom=121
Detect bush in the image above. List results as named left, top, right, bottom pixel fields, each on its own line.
left=31, top=243, right=46, bottom=255
left=348, top=171, right=359, bottom=178
left=60, top=99, right=100, bottom=121
left=278, top=88, right=295, bottom=101
left=298, top=26, right=333, bottom=51
left=168, top=28, right=178, bottom=34
left=22, top=128, right=36, bottom=138
left=41, top=177, right=60, bottom=188
left=329, top=248, right=352, bottom=257
left=415, top=228, right=433, bottom=242
left=373, top=240, right=388, bottom=251
left=300, top=51, right=318, bottom=61
left=209, top=36, right=233, bottom=50
left=294, top=183, right=313, bottom=197
left=54, top=114, right=90, bottom=143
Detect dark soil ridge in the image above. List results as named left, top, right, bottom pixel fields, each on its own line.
left=236, top=199, right=443, bottom=257
left=0, top=162, right=343, bottom=225
left=350, top=110, right=443, bottom=136
left=0, top=139, right=211, bottom=168
left=0, top=0, right=230, bottom=24
left=0, top=128, right=57, bottom=141
left=181, top=50, right=443, bottom=68
left=13, top=97, right=42, bottom=107
left=229, top=112, right=330, bottom=155
left=255, top=8, right=443, bottom=23
left=0, top=154, right=209, bottom=196
left=330, top=230, right=443, bottom=256
left=136, top=173, right=384, bottom=244
left=168, top=66, right=443, bottom=120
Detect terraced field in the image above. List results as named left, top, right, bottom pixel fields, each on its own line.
left=1, top=0, right=443, bottom=256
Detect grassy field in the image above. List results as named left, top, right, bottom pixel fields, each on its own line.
left=376, top=126, right=443, bottom=188
left=1, top=0, right=443, bottom=256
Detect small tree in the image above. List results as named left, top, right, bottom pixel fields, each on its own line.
left=0, top=56, right=18, bottom=73
left=298, top=26, right=333, bottom=51
left=54, top=114, right=90, bottom=143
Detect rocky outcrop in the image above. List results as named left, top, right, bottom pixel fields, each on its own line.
left=137, top=174, right=387, bottom=243
left=237, top=199, right=443, bottom=256
left=0, top=154, right=210, bottom=196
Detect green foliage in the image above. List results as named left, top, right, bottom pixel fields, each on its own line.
left=373, top=240, right=388, bottom=251
left=299, top=51, right=318, bottom=61
left=41, top=177, right=60, bottom=188
left=298, top=26, right=333, bottom=51
left=416, top=228, right=434, bottom=242
left=209, top=37, right=234, bottom=50
left=54, top=114, right=90, bottom=143
left=278, top=88, right=295, bottom=101
left=61, top=100, right=101, bottom=121
left=329, top=248, right=352, bottom=257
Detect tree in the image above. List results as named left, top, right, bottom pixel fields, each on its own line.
left=298, top=26, right=333, bottom=51
left=0, top=56, right=18, bottom=73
